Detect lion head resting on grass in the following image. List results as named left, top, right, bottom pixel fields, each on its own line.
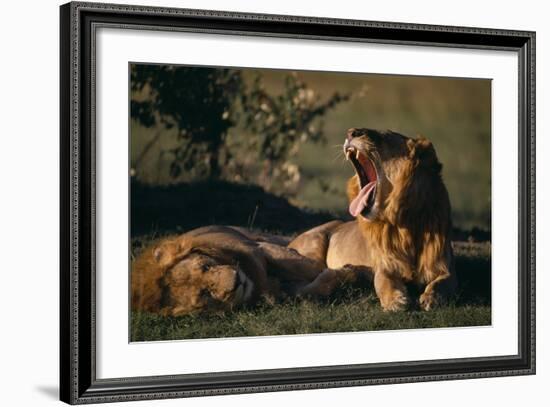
left=131, top=226, right=351, bottom=316
left=131, top=226, right=272, bottom=316
left=289, top=128, right=457, bottom=311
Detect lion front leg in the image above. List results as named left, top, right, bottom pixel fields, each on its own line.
left=297, top=266, right=360, bottom=297
left=419, top=271, right=457, bottom=311
left=374, top=270, right=409, bottom=312
left=418, top=241, right=457, bottom=311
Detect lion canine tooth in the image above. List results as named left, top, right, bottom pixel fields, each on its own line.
left=356, top=150, right=360, bottom=160
left=345, top=150, right=351, bottom=161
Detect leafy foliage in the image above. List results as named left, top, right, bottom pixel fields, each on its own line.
left=130, top=65, right=350, bottom=196
left=229, top=74, right=350, bottom=194
left=131, top=65, right=241, bottom=179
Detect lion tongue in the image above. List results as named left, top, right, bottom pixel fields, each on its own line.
left=349, top=181, right=376, bottom=217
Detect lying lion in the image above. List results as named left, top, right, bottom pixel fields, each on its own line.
left=288, top=128, right=457, bottom=311
left=131, top=226, right=359, bottom=316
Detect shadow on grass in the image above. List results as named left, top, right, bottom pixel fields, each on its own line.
left=131, top=179, right=335, bottom=237
left=453, top=242, right=491, bottom=306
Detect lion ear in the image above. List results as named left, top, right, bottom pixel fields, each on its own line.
left=408, top=137, right=442, bottom=173
left=152, top=246, right=165, bottom=263
left=152, top=245, right=175, bottom=268
left=152, top=238, right=195, bottom=267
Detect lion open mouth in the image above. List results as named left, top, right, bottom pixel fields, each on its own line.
left=345, top=147, right=378, bottom=217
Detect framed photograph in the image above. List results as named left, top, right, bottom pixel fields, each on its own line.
left=60, top=1, right=535, bottom=404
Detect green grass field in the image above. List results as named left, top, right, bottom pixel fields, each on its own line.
left=131, top=302, right=491, bottom=342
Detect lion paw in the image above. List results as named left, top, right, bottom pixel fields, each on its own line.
left=381, top=291, right=409, bottom=312
left=419, top=292, right=439, bottom=311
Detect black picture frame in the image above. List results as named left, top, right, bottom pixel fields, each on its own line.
left=60, top=1, right=536, bottom=404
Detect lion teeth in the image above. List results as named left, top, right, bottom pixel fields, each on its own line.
left=345, top=150, right=351, bottom=161
left=356, top=150, right=360, bottom=160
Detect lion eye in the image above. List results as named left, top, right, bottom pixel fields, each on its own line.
left=201, top=264, right=211, bottom=272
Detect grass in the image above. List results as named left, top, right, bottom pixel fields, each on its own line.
left=130, top=239, right=491, bottom=342
left=131, top=301, right=491, bottom=342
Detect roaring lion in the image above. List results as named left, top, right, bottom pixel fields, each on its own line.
left=131, top=225, right=357, bottom=316
left=289, top=128, right=457, bottom=311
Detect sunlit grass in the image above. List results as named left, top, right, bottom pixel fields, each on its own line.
left=131, top=295, right=491, bottom=342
